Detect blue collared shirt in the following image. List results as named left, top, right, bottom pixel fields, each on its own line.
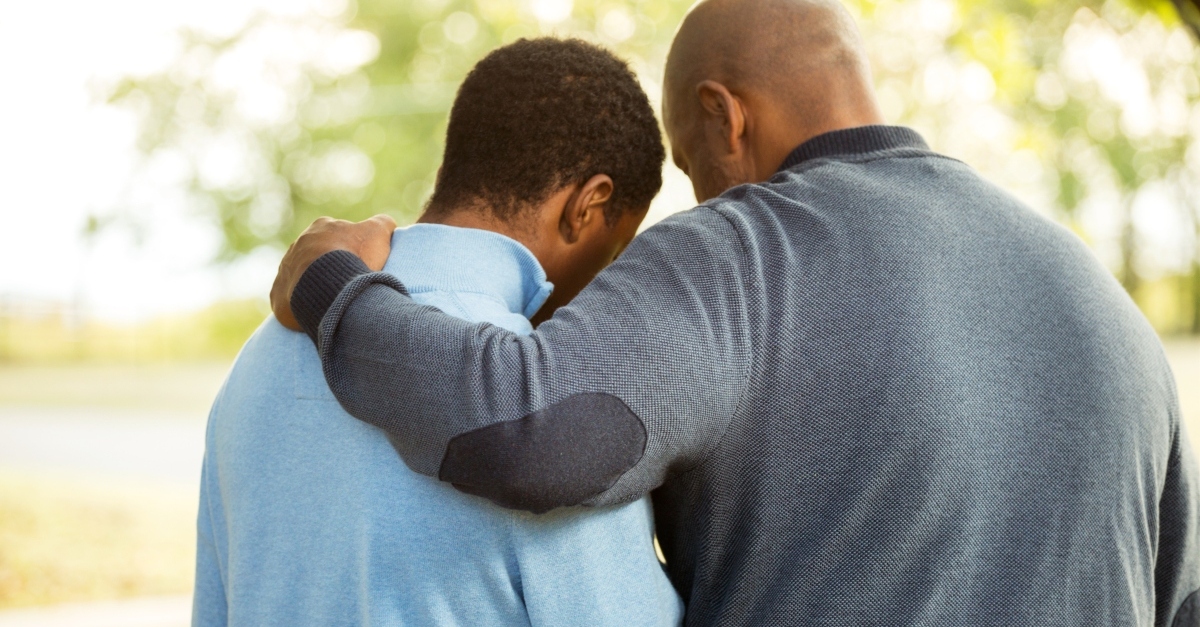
left=192, top=224, right=683, bottom=627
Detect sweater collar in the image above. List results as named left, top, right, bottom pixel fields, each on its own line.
left=381, top=224, right=553, bottom=319
left=777, top=125, right=930, bottom=172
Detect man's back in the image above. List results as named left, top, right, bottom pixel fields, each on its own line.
left=653, top=127, right=1199, bottom=625
left=291, top=127, right=1199, bottom=627
left=192, top=225, right=682, bottom=626
left=277, top=124, right=1200, bottom=627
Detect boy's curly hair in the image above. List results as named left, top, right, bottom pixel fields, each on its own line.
left=426, top=38, right=665, bottom=224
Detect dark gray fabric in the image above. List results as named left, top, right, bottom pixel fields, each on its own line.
left=292, top=249, right=373, bottom=344
left=440, top=392, right=647, bottom=513
left=302, top=125, right=1200, bottom=626
left=1175, top=589, right=1200, bottom=627
left=315, top=208, right=748, bottom=487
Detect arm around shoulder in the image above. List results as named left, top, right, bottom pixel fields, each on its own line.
left=310, top=207, right=753, bottom=511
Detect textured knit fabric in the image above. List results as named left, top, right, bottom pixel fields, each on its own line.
left=293, top=248, right=383, bottom=345
left=294, top=126, right=1200, bottom=627
left=193, top=224, right=683, bottom=627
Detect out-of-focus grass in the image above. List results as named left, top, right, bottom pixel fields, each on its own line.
left=0, top=299, right=268, bottom=364
left=0, top=472, right=195, bottom=609
left=0, top=358, right=223, bottom=608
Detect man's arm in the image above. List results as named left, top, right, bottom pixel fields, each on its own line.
left=1154, top=393, right=1200, bottom=627
left=289, top=209, right=752, bottom=512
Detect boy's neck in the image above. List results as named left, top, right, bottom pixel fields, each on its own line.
left=417, top=207, right=536, bottom=253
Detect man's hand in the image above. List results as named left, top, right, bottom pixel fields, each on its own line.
left=270, top=215, right=397, bottom=330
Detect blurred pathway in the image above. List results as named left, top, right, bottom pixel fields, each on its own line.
left=0, top=595, right=190, bottom=627
left=0, top=407, right=206, bottom=485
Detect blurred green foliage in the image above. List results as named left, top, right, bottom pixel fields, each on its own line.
left=104, top=0, right=1200, bottom=332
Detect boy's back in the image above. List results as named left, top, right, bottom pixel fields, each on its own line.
left=193, top=225, right=682, bottom=626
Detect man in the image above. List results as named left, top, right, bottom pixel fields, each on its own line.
left=272, top=0, right=1200, bottom=625
left=194, top=38, right=682, bottom=626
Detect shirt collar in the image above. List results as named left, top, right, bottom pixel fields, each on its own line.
left=381, top=224, right=553, bottom=319
left=777, top=125, right=930, bottom=172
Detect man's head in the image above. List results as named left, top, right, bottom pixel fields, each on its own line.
left=663, top=0, right=884, bottom=201
left=423, top=38, right=664, bottom=319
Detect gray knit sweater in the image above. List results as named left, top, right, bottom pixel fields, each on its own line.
left=292, top=126, right=1200, bottom=626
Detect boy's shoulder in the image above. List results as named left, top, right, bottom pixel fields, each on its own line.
left=216, top=316, right=326, bottom=408
left=408, top=288, right=533, bottom=336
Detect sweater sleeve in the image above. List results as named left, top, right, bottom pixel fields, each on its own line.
left=297, top=208, right=752, bottom=512
left=1154, top=388, right=1200, bottom=627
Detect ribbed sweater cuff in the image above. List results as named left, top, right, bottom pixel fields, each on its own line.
left=291, top=250, right=371, bottom=344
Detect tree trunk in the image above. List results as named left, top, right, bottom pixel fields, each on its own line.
left=1119, top=196, right=1141, bottom=298
left=1171, top=0, right=1200, bottom=40
left=1191, top=262, right=1200, bottom=335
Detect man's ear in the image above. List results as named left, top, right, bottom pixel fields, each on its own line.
left=696, top=80, right=746, bottom=155
left=559, top=174, right=614, bottom=244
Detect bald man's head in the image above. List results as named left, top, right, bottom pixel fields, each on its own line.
left=663, top=0, right=883, bottom=201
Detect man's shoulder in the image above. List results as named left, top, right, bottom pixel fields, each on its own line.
left=637, top=205, right=747, bottom=254
left=709, top=150, right=1047, bottom=238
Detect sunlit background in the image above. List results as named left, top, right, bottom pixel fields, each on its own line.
left=1, top=0, right=1198, bottom=623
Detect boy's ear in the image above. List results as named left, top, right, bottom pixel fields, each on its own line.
left=559, top=174, right=614, bottom=244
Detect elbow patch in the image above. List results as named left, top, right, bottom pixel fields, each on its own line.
left=438, top=393, right=646, bottom=514
left=1174, top=589, right=1199, bottom=627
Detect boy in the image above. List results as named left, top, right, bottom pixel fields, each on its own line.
left=194, top=38, right=681, bottom=626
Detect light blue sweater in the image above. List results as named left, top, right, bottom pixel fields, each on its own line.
left=192, top=224, right=683, bottom=627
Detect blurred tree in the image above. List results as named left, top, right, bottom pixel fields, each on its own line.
left=105, top=0, right=1200, bottom=332
left=104, top=0, right=695, bottom=259
left=850, top=0, right=1200, bottom=330
left=1171, top=0, right=1200, bottom=37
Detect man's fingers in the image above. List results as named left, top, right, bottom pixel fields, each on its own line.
left=268, top=214, right=397, bottom=330
left=270, top=237, right=302, bottom=330
left=369, top=214, right=398, bottom=231
left=360, top=214, right=397, bottom=271
left=270, top=270, right=302, bottom=330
